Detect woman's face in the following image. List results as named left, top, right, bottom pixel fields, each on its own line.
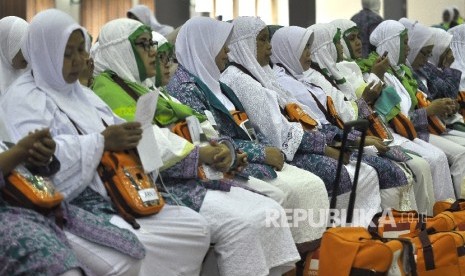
left=335, top=39, right=344, bottom=62
left=62, top=30, right=85, bottom=84
left=215, top=43, right=230, bottom=72
left=11, top=50, right=27, bottom=70
left=345, top=30, right=362, bottom=59
left=134, top=32, right=157, bottom=78
left=157, top=51, right=173, bottom=86
left=299, top=37, right=312, bottom=71
left=398, top=35, right=410, bottom=64
left=411, top=45, right=433, bottom=69
left=439, top=47, right=455, bottom=67
left=256, top=27, right=272, bottom=66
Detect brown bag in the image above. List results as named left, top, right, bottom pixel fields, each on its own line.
left=230, top=110, right=249, bottom=126
left=171, top=121, right=192, bottom=143
left=390, top=113, right=418, bottom=140
left=366, top=112, right=394, bottom=140
left=285, top=103, right=318, bottom=130
left=98, top=150, right=165, bottom=229
left=2, top=165, right=63, bottom=210
left=318, top=227, right=417, bottom=276
left=416, top=92, right=446, bottom=135
left=326, top=96, right=345, bottom=129
left=409, top=230, right=465, bottom=275
left=433, top=199, right=465, bottom=216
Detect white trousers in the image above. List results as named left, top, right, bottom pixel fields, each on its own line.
left=199, top=187, right=299, bottom=276
left=67, top=205, right=211, bottom=276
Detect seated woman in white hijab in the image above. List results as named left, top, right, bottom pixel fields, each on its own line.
left=0, top=129, right=87, bottom=276
left=91, top=17, right=299, bottom=276
left=402, top=19, right=465, bottom=137
left=0, top=9, right=212, bottom=276
left=127, top=4, right=174, bottom=36
left=270, top=25, right=422, bottom=213
left=220, top=16, right=382, bottom=226
left=166, top=16, right=328, bottom=257
left=0, top=16, right=29, bottom=96
left=363, top=20, right=462, bottom=199
left=449, top=25, right=465, bottom=91
left=330, top=19, right=437, bottom=214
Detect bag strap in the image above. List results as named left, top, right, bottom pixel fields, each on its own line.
left=329, top=119, right=369, bottom=224
left=418, top=230, right=435, bottom=271
left=110, top=73, right=141, bottom=102
left=228, top=62, right=261, bottom=83
left=449, top=199, right=465, bottom=212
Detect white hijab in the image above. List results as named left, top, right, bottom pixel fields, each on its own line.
left=92, top=18, right=145, bottom=83
left=429, top=27, right=453, bottom=67
left=399, top=18, right=433, bottom=66
left=270, top=26, right=312, bottom=78
left=228, top=16, right=305, bottom=108
left=369, top=20, right=406, bottom=68
left=128, top=5, right=174, bottom=36
left=21, top=9, right=102, bottom=134
left=449, top=24, right=465, bottom=90
left=0, top=16, right=29, bottom=95
left=331, top=19, right=358, bottom=60
left=270, top=26, right=327, bottom=124
left=175, top=16, right=235, bottom=110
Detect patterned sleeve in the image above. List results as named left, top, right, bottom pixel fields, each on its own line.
left=409, top=108, right=429, bottom=132
left=161, top=146, right=200, bottom=179
left=233, top=139, right=266, bottom=163
left=422, top=64, right=461, bottom=99
left=298, top=131, right=327, bottom=155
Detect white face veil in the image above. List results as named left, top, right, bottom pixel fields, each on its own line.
left=92, top=18, right=146, bottom=83
left=0, top=16, right=29, bottom=95
left=370, top=20, right=407, bottom=67
left=449, top=24, right=465, bottom=74
left=429, top=27, right=453, bottom=67
left=270, top=26, right=313, bottom=78
left=21, top=9, right=101, bottom=133
left=399, top=18, right=433, bottom=66
left=175, top=16, right=233, bottom=102
left=331, top=19, right=358, bottom=60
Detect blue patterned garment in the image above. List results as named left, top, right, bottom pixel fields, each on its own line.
left=0, top=171, right=89, bottom=276
left=414, top=62, right=462, bottom=100
left=166, top=65, right=278, bottom=180
left=351, top=9, right=383, bottom=58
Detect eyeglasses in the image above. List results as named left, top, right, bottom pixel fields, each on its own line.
left=157, top=53, right=175, bottom=65
left=134, top=39, right=158, bottom=52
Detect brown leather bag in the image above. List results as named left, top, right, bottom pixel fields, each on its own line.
left=326, top=96, right=345, bottom=129
left=98, top=150, right=165, bottom=229
left=230, top=110, right=249, bottom=126
left=366, top=112, right=394, bottom=140
left=284, top=103, right=318, bottom=130
left=416, top=91, right=446, bottom=135
left=457, top=91, right=465, bottom=119
left=171, top=121, right=192, bottom=143
left=390, top=113, right=418, bottom=140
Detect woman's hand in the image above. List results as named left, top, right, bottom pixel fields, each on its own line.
left=101, top=122, right=143, bottom=151
left=361, top=81, right=382, bottom=105
left=199, top=142, right=233, bottom=172
left=17, top=129, right=56, bottom=166
left=324, top=146, right=350, bottom=165
left=264, top=147, right=284, bottom=171
left=364, top=136, right=389, bottom=154
left=371, top=55, right=390, bottom=79
left=426, top=98, right=457, bottom=118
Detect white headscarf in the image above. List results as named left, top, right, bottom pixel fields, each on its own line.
left=175, top=16, right=235, bottom=110
left=369, top=20, right=406, bottom=67
left=270, top=26, right=313, bottom=78
left=21, top=9, right=102, bottom=134
left=399, top=18, right=433, bottom=66
left=429, top=27, right=453, bottom=67
left=362, top=0, right=381, bottom=14
left=271, top=26, right=327, bottom=124
left=449, top=24, right=465, bottom=90
left=227, top=16, right=297, bottom=108
left=128, top=5, right=174, bottom=36
left=92, top=18, right=145, bottom=83
left=0, top=16, right=29, bottom=95
left=331, top=19, right=358, bottom=60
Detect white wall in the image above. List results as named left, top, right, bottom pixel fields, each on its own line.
left=407, top=0, right=464, bottom=26
left=55, top=0, right=80, bottom=23
left=315, top=0, right=384, bottom=23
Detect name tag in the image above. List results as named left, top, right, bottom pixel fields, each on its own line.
left=138, top=188, right=159, bottom=202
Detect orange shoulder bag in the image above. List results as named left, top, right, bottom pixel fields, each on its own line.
left=416, top=91, right=446, bottom=135
left=284, top=103, right=318, bottom=130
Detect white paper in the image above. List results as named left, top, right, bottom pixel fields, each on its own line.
left=135, top=91, right=159, bottom=127
left=134, top=90, right=163, bottom=173
left=138, top=188, right=159, bottom=202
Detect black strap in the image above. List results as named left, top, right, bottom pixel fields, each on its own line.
left=350, top=268, right=384, bottom=276
left=418, top=230, right=435, bottom=271
left=110, top=73, right=141, bottom=102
